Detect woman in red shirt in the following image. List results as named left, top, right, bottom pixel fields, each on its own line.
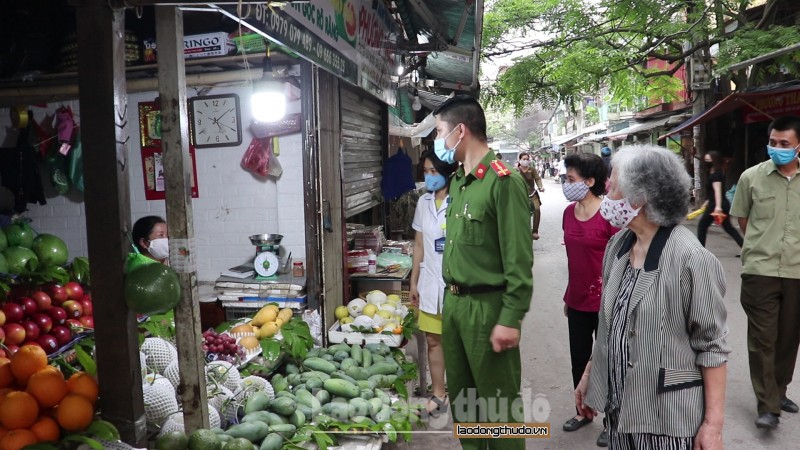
left=561, top=153, right=619, bottom=446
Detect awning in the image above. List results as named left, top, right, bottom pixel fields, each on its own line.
left=660, top=83, right=800, bottom=138
left=552, top=133, right=581, bottom=146
left=585, top=114, right=687, bottom=142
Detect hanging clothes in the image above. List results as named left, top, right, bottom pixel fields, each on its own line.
left=0, top=119, right=47, bottom=212
left=381, top=147, right=416, bottom=201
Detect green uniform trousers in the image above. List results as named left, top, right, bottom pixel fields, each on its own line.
left=442, top=291, right=525, bottom=450
left=740, top=274, right=800, bottom=415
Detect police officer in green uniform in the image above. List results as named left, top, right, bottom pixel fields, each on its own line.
left=433, top=96, right=534, bottom=450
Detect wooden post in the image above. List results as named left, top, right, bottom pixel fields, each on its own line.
left=301, top=60, right=322, bottom=312
left=155, top=5, right=209, bottom=431
left=75, top=1, right=147, bottom=445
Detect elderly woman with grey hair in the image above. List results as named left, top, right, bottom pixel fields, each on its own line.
left=574, top=145, right=730, bottom=450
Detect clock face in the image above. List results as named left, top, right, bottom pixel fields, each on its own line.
left=190, top=94, right=243, bottom=148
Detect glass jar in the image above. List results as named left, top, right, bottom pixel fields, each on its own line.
left=292, top=261, right=305, bottom=277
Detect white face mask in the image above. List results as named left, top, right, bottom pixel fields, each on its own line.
left=147, top=238, right=170, bottom=260
left=599, top=196, right=641, bottom=229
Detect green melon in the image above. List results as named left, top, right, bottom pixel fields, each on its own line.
left=31, top=233, right=69, bottom=267
left=2, top=246, right=39, bottom=274
left=124, top=262, right=181, bottom=315
left=3, top=223, right=35, bottom=248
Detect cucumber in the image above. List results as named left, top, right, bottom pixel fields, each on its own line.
left=323, top=378, right=360, bottom=399
left=374, top=404, right=392, bottom=423
left=368, top=397, right=383, bottom=416
left=350, top=345, right=363, bottom=365
left=289, top=409, right=306, bottom=428
left=331, top=371, right=358, bottom=385
left=270, top=374, right=289, bottom=392
left=362, top=348, right=372, bottom=368
left=303, top=357, right=337, bottom=374
left=340, top=358, right=357, bottom=372
left=268, top=423, right=297, bottom=440
left=225, top=421, right=269, bottom=442
left=349, top=397, right=371, bottom=416
left=314, top=389, right=331, bottom=405
left=259, top=433, right=283, bottom=450
left=345, top=366, right=370, bottom=381
left=244, top=391, right=270, bottom=414
left=242, top=411, right=287, bottom=426
left=359, top=389, right=374, bottom=400
left=269, top=397, right=297, bottom=416
left=367, top=361, right=399, bottom=376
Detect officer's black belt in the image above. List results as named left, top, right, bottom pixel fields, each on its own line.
left=447, top=284, right=506, bottom=296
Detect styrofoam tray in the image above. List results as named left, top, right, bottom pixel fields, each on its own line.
left=327, top=320, right=402, bottom=347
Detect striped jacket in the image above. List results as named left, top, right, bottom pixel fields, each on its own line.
left=585, top=225, right=730, bottom=437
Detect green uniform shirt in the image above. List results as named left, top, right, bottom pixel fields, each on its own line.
left=442, top=151, right=534, bottom=329
left=730, top=159, right=800, bottom=278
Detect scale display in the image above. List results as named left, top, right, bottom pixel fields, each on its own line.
left=254, top=251, right=280, bottom=277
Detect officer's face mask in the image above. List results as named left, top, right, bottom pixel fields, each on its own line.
left=434, top=124, right=462, bottom=164
left=767, top=144, right=800, bottom=166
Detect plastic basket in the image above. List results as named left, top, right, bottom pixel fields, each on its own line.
left=232, top=34, right=267, bottom=54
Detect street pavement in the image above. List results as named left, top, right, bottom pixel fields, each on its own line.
left=387, top=174, right=800, bottom=449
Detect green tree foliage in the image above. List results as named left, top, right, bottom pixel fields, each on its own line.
left=483, top=0, right=800, bottom=115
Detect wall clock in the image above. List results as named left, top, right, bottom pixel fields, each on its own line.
left=189, top=93, right=243, bottom=148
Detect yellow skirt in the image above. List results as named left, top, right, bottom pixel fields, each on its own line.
left=418, top=310, right=443, bottom=335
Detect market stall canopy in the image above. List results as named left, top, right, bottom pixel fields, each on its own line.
left=389, top=111, right=435, bottom=138
left=551, top=132, right=581, bottom=146
left=586, top=114, right=688, bottom=142
left=660, top=82, right=800, bottom=139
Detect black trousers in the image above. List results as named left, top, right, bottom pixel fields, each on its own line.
left=696, top=198, right=743, bottom=248
left=567, top=307, right=599, bottom=389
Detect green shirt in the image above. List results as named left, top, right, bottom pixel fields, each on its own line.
left=730, top=159, right=800, bottom=278
left=442, top=151, right=534, bottom=329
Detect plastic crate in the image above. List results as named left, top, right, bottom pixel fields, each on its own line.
left=221, top=297, right=307, bottom=321
left=328, top=320, right=403, bottom=347
left=232, top=34, right=267, bottom=54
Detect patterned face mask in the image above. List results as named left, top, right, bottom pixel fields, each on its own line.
left=562, top=181, right=590, bottom=202
left=599, top=195, right=641, bottom=228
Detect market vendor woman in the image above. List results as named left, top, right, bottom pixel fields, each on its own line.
left=132, top=216, right=169, bottom=264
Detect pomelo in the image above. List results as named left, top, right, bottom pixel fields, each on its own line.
left=2, top=246, right=39, bottom=274
left=155, top=430, right=189, bottom=450
left=31, top=234, right=69, bottom=267
left=124, top=263, right=181, bottom=315
left=3, top=223, right=35, bottom=248
left=188, top=428, right=222, bottom=450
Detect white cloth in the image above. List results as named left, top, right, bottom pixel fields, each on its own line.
left=411, top=192, right=448, bottom=315
left=558, top=159, right=567, bottom=175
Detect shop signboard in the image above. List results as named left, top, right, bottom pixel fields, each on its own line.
left=223, top=0, right=397, bottom=105
left=742, top=87, right=800, bottom=123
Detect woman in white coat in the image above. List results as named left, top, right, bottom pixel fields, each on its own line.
left=410, top=149, right=458, bottom=417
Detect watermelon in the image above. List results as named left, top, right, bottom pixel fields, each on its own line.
left=2, top=246, right=39, bottom=274
left=31, top=234, right=69, bottom=267
left=124, top=263, right=181, bottom=315
left=3, top=223, right=35, bottom=248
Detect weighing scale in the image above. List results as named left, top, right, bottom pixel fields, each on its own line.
left=249, top=234, right=283, bottom=278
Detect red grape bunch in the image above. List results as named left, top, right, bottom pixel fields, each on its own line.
left=202, top=329, right=245, bottom=364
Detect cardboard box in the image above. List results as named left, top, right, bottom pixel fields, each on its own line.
left=143, top=32, right=234, bottom=63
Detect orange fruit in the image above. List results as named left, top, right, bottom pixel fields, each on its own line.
left=0, top=429, right=38, bottom=450
left=30, top=416, right=60, bottom=442
left=56, top=393, right=94, bottom=432
left=27, top=367, right=68, bottom=408
left=10, top=346, right=48, bottom=387
left=0, top=426, right=7, bottom=441
left=66, top=372, right=99, bottom=405
left=0, top=391, right=39, bottom=429
left=0, top=358, right=13, bottom=388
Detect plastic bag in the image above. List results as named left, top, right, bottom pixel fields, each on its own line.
left=68, top=132, right=84, bottom=192
left=241, top=137, right=271, bottom=177
left=376, top=252, right=412, bottom=270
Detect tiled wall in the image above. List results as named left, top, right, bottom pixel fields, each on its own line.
left=0, top=85, right=307, bottom=281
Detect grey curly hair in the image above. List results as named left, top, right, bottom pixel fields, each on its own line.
left=612, top=144, right=691, bottom=226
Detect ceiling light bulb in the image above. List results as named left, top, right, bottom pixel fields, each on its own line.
left=412, top=95, right=422, bottom=111
left=252, top=82, right=286, bottom=123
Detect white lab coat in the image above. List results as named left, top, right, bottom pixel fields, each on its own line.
left=411, top=192, right=448, bottom=315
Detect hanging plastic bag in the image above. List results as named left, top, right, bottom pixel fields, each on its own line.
left=68, top=132, right=84, bottom=192
left=241, top=137, right=271, bottom=177
left=124, top=235, right=158, bottom=274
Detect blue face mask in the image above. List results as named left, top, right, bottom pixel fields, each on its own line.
left=767, top=145, right=800, bottom=166
left=434, top=125, right=462, bottom=164
left=424, top=173, right=447, bottom=192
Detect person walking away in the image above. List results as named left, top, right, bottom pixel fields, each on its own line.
left=730, top=115, right=800, bottom=430
left=696, top=151, right=743, bottom=251
left=409, top=149, right=458, bottom=418
left=575, top=144, right=729, bottom=450
left=600, top=147, right=612, bottom=175
left=560, top=153, right=618, bottom=447
left=517, top=152, right=545, bottom=240
left=433, top=95, right=533, bottom=450
left=558, top=158, right=568, bottom=184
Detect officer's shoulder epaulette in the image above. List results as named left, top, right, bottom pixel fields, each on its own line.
left=490, top=159, right=512, bottom=177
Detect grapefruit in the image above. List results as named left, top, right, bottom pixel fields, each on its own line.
left=31, top=234, right=69, bottom=267
left=2, top=247, right=39, bottom=274
left=124, top=263, right=181, bottom=315
left=3, top=223, right=35, bottom=248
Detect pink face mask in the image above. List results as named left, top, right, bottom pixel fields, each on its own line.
left=599, top=196, right=641, bottom=228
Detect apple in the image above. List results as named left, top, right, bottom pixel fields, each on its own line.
left=21, top=321, right=40, bottom=342
left=31, top=313, right=53, bottom=334
left=0, top=327, right=5, bottom=343
left=65, top=282, right=84, bottom=301
left=66, top=319, right=83, bottom=333
left=78, top=299, right=93, bottom=317
left=2, top=303, right=24, bottom=323
left=37, top=335, right=59, bottom=355
left=47, top=307, right=67, bottom=326
left=5, top=345, right=19, bottom=356
left=62, top=301, right=83, bottom=319
left=3, top=324, right=26, bottom=345
left=50, top=326, right=72, bottom=346
left=31, top=291, right=52, bottom=312
left=78, top=316, right=94, bottom=329
left=18, top=298, right=37, bottom=317
left=0, top=310, right=5, bottom=327
left=49, top=285, right=68, bottom=305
